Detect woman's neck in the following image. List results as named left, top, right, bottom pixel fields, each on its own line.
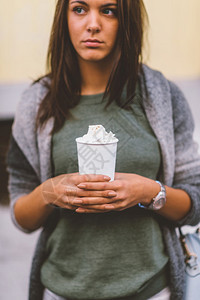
left=78, top=58, right=114, bottom=95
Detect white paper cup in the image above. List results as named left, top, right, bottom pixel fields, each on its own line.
left=76, top=138, right=118, bottom=181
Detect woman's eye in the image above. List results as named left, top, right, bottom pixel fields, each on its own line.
left=103, top=8, right=116, bottom=16
left=73, top=7, right=85, bottom=14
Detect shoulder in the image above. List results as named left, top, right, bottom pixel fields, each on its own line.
left=141, top=64, right=193, bottom=119
left=141, top=64, right=184, bottom=96
left=141, top=64, right=170, bottom=91
left=13, top=77, right=50, bottom=137
left=141, top=64, right=189, bottom=101
left=140, top=64, right=195, bottom=144
left=12, top=77, right=50, bottom=148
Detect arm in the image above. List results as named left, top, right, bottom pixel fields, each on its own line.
left=71, top=173, right=192, bottom=222
left=169, top=81, right=200, bottom=226
left=158, top=185, right=191, bottom=221
left=13, top=173, right=114, bottom=232
left=7, top=135, right=114, bottom=231
left=7, top=135, right=54, bottom=232
left=13, top=185, right=54, bottom=232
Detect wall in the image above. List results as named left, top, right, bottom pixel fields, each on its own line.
left=144, top=0, right=200, bottom=79
left=0, top=0, right=200, bottom=83
left=0, top=0, right=55, bottom=83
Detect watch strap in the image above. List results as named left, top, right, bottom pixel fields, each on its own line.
left=138, top=181, right=166, bottom=210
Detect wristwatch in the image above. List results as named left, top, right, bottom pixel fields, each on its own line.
left=138, top=181, right=166, bottom=210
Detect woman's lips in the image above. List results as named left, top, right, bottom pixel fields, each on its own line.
left=84, top=39, right=103, bottom=47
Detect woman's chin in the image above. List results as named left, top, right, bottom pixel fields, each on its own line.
left=79, top=55, right=113, bottom=65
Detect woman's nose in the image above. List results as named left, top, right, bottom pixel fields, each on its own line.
left=86, top=12, right=101, bottom=33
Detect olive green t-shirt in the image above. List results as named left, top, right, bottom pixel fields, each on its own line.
left=41, top=86, right=169, bottom=299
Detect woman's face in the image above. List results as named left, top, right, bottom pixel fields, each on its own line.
left=67, top=0, right=119, bottom=64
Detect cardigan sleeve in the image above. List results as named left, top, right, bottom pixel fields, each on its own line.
left=169, top=81, right=200, bottom=226
left=7, top=134, right=41, bottom=233
left=6, top=79, right=52, bottom=232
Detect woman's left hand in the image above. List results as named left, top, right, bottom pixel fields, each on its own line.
left=74, top=172, right=160, bottom=213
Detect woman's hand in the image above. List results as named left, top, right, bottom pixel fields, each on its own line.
left=41, top=173, right=115, bottom=210
left=74, top=173, right=160, bottom=213
left=14, top=173, right=114, bottom=231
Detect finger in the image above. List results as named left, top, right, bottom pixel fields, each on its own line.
left=52, top=198, right=77, bottom=210
left=64, top=186, right=78, bottom=196
left=76, top=174, right=111, bottom=185
left=76, top=203, right=115, bottom=210
left=76, top=189, right=117, bottom=198
left=62, top=195, right=79, bottom=205
left=72, top=196, right=117, bottom=206
left=59, top=203, right=77, bottom=210
left=65, top=192, right=113, bottom=206
left=79, top=200, right=128, bottom=211
left=76, top=208, right=102, bottom=213
left=67, top=204, right=78, bottom=210
left=77, top=182, right=112, bottom=191
left=77, top=180, right=121, bottom=191
left=106, top=200, right=130, bottom=211
left=76, top=206, right=114, bottom=213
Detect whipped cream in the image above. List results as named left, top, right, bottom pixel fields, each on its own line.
left=76, top=125, right=118, bottom=144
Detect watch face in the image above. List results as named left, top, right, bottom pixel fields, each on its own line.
left=147, top=182, right=166, bottom=210
left=153, top=197, right=166, bottom=210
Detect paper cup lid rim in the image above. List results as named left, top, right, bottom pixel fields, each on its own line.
left=76, top=137, right=118, bottom=144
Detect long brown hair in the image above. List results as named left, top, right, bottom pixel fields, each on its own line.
left=36, top=0, right=148, bottom=132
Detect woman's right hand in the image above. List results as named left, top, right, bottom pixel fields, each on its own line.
left=14, top=173, right=114, bottom=231
left=41, top=173, right=112, bottom=210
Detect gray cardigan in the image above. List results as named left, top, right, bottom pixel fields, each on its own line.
left=7, top=65, right=200, bottom=300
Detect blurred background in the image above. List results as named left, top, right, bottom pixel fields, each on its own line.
left=0, top=0, right=200, bottom=299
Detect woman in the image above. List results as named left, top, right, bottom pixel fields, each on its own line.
left=7, top=0, right=200, bottom=299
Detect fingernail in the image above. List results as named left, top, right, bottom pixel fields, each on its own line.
left=73, top=199, right=83, bottom=204
left=77, top=184, right=86, bottom=188
left=108, top=192, right=116, bottom=197
left=104, top=176, right=111, bottom=180
left=76, top=208, right=85, bottom=213
left=104, top=204, right=115, bottom=209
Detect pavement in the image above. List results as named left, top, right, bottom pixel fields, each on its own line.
left=0, top=205, right=40, bottom=300
left=0, top=79, right=199, bottom=300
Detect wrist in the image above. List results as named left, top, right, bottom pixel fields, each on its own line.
left=140, top=179, right=161, bottom=206
left=139, top=180, right=166, bottom=210
left=39, top=182, right=55, bottom=209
